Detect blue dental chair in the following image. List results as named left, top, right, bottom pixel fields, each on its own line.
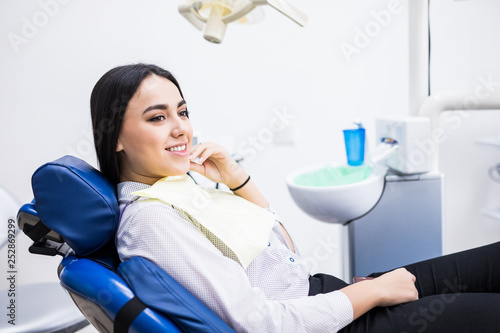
left=17, top=155, right=236, bottom=333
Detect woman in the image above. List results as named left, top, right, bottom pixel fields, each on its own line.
left=91, top=63, right=500, bottom=332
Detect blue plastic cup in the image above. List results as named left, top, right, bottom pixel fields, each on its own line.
left=343, top=128, right=365, bottom=166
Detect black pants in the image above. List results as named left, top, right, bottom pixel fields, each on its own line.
left=308, top=241, right=500, bottom=332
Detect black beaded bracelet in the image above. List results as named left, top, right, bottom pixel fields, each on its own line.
left=230, top=175, right=251, bottom=191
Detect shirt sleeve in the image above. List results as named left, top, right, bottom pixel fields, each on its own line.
left=116, top=202, right=353, bottom=332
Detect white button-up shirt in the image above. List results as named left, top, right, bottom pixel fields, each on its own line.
left=116, top=181, right=353, bottom=332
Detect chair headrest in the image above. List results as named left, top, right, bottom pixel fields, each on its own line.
left=31, top=155, right=119, bottom=258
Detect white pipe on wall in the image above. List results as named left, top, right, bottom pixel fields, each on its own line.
left=408, top=0, right=429, bottom=116
left=418, top=91, right=500, bottom=172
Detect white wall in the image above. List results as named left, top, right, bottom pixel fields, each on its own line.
left=3, top=0, right=499, bottom=295
left=429, top=0, right=500, bottom=253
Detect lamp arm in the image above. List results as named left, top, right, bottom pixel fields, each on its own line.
left=251, top=0, right=307, bottom=27
left=222, top=1, right=256, bottom=24
left=178, top=4, right=206, bottom=30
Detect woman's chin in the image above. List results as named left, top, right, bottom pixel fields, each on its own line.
left=167, top=166, right=191, bottom=177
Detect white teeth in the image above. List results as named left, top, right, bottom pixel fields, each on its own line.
left=167, top=144, right=186, bottom=152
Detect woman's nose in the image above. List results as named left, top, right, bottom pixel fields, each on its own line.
left=171, top=117, right=187, bottom=137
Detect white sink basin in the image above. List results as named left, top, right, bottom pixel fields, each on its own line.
left=286, top=163, right=386, bottom=224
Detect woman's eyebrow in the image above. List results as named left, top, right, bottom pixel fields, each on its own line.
left=143, top=104, right=167, bottom=114
left=143, top=100, right=186, bottom=115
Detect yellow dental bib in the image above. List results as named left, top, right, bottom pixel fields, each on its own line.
left=131, top=174, right=275, bottom=268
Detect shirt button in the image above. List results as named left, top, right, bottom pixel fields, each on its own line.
left=289, top=257, right=295, bottom=262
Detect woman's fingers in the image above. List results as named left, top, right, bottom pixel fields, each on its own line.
left=188, top=143, right=231, bottom=181
left=189, top=160, right=205, bottom=173
left=196, top=147, right=213, bottom=164
left=374, top=268, right=419, bottom=306
left=188, top=142, right=247, bottom=188
left=190, top=144, right=208, bottom=164
left=190, top=143, right=234, bottom=169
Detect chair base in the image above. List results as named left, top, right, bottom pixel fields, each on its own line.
left=0, top=282, right=89, bottom=333
left=69, top=292, right=112, bottom=333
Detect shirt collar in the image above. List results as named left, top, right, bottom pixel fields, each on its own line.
left=117, top=181, right=151, bottom=205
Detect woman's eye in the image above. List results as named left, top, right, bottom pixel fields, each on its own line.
left=148, top=115, right=165, bottom=122
left=180, top=110, right=189, bottom=118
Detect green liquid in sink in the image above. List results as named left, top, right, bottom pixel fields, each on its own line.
left=294, top=164, right=372, bottom=187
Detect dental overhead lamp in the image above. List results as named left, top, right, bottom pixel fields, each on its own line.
left=178, top=0, right=308, bottom=43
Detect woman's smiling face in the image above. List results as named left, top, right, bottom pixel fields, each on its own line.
left=116, top=74, right=193, bottom=184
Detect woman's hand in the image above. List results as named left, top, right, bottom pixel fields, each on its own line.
left=372, top=268, right=419, bottom=307
left=188, top=142, right=269, bottom=208
left=340, top=268, right=418, bottom=320
left=188, top=142, right=248, bottom=190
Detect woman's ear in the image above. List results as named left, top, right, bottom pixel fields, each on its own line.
left=116, top=140, right=124, bottom=152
